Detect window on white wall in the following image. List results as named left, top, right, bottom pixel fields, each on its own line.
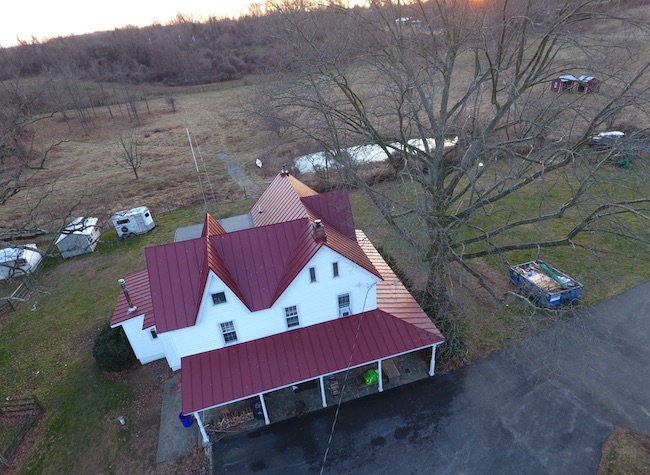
left=212, top=292, right=227, bottom=305
left=309, top=267, right=317, bottom=282
left=220, top=321, right=238, bottom=343
left=285, top=305, right=300, bottom=328
left=150, top=329, right=158, bottom=339
left=338, top=293, right=351, bottom=317
left=332, top=262, right=339, bottom=277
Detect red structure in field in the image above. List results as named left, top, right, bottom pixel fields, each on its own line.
left=551, top=75, right=600, bottom=93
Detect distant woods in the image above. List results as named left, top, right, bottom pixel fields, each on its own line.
left=0, top=13, right=274, bottom=86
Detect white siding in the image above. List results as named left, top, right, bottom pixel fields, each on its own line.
left=116, top=316, right=165, bottom=365
left=166, top=246, right=381, bottom=361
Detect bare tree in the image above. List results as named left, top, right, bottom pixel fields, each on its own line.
left=256, top=0, right=650, bottom=313
left=0, top=79, right=66, bottom=205
left=111, top=127, right=146, bottom=179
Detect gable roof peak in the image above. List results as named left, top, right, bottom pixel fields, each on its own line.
left=201, top=213, right=227, bottom=237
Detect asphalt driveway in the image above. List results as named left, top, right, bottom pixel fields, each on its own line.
left=213, top=281, right=650, bottom=474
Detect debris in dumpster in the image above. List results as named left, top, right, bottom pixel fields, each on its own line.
left=509, top=260, right=583, bottom=308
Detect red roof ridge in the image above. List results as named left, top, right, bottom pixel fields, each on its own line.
left=287, top=173, right=318, bottom=197
left=201, top=236, right=251, bottom=313
left=201, top=213, right=227, bottom=237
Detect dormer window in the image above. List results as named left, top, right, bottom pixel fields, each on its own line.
left=309, top=267, right=317, bottom=283
left=212, top=292, right=227, bottom=305
left=332, top=262, right=339, bottom=278
left=338, top=293, right=351, bottom=317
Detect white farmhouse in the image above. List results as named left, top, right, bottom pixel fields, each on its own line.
left=111, top=170, right=444, bottom=445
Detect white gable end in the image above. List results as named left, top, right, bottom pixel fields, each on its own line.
left=273, top=246, right=380, bottom=325
left=167, top=271, right=250, bottom=363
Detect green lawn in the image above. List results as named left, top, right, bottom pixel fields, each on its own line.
left=0, top=199, right=254, bottom=474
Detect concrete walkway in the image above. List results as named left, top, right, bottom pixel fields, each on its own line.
left=156, top=374, right=198, bottom=463
left=213, top=281, right=650, bottom=474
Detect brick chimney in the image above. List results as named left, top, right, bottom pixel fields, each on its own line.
left=312, top=219, right=326, bottom=243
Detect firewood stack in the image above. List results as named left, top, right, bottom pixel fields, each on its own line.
left=209, top=406, right=254, bottom=431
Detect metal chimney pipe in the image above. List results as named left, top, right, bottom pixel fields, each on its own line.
left=118, top=278, right=137, bottom=313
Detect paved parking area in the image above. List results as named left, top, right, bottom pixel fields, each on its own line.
left=213, top=281, right=650, bottom=474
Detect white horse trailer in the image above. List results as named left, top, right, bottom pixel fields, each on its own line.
left=55, top=217, right=101, bottom=258
left=111, top=207, right=155, bottom=239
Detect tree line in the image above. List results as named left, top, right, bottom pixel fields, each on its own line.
left=0, top=13, right=273, bottom=86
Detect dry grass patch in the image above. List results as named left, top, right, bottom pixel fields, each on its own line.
left=2, top=82, right=275, bottom=234
left=599, top=428, right=650, bottom=475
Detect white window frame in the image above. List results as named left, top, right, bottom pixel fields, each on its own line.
left=338, top=293, right=351, bottom=317
left=309, top=267, right=317, bottom=283
left=220, top=321, right=238, bottom=344
left=285, top=305, right=300, bottom=328
left=150, top=328, right=158, bottom=340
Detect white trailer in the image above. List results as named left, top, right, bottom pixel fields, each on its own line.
left=55, top=217, right=101, bottom=258
left=0, top=244, right=43, bottom=280
left=111, top=207, right=155, bottom=239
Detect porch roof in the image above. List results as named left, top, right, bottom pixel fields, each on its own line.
left=181, top=308, right=443, bottom=414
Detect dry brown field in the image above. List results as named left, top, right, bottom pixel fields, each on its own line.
left=1, top=81, right=286, bottom=237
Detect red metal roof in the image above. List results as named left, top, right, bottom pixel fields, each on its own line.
left=301, top=190, right=356, bottom=240
left=251, top=173, right=317, bottom=227
left=181, top=308, right=444, bottom=414
left=110, top=268, right=155, bottom=329
left=357, top=230, right=443, bottom=337
left=145, top=238, right=206, bottom=333
left=209, top=219, right=316, bottom=311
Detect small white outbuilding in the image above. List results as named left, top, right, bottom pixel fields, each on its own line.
left=111, top=207, right=155, bottom=239
left=0, top=244, right=43, bottom=280
left=55, top=217, right=101, bottom=259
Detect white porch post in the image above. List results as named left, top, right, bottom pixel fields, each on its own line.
left=377, top=359, right=383, bottom=392
left=258, top=393, right=270, bottom=425
left=429, top=344, right=438, bottom=376
left=193, top=411, right=210, bottom=446
left=319, top=376, right=328, bottom=407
